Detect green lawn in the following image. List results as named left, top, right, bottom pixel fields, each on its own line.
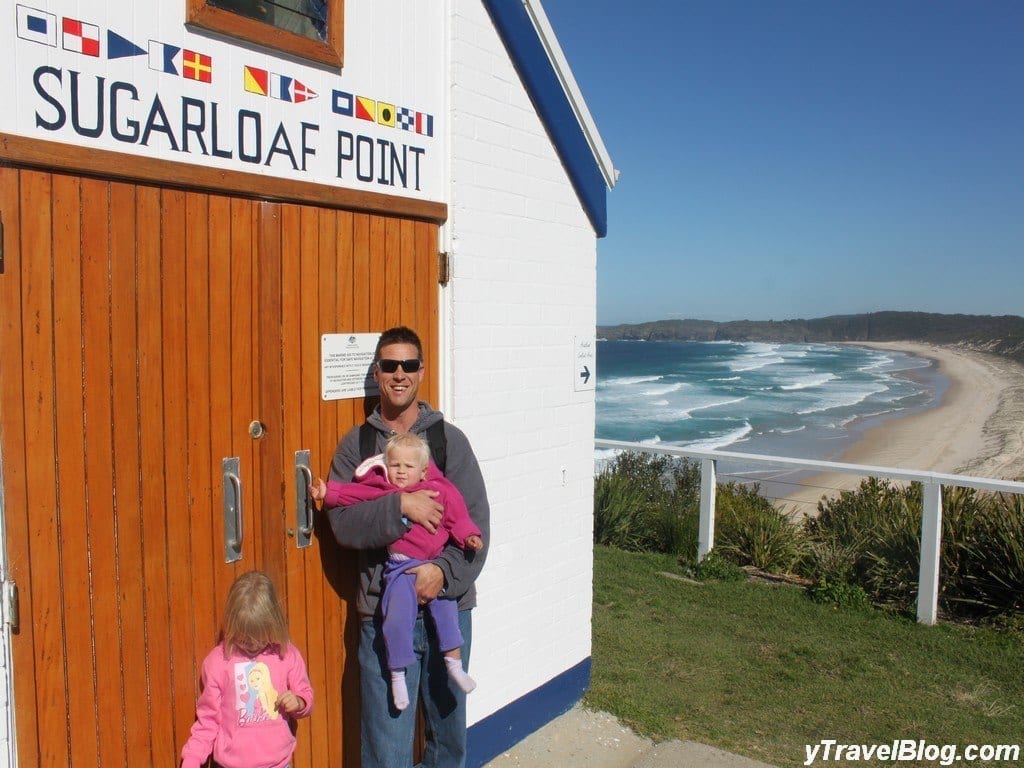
left=586, top=546, right=1023, bottom=768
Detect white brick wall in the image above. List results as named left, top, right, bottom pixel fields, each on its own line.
left=448, top=0, right=598, bottom=725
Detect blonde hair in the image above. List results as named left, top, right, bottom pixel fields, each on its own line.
left=385, top=432, right=430, bottom=470
left=221, top=571, right=289, bottom=658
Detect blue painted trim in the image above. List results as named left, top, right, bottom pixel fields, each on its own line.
left=466, top=657, right=592, bottom=767
left=481, top=0, right=608, bottom=237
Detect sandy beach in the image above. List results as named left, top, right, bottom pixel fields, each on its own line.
left=780, top=342, right=1024, bottom=511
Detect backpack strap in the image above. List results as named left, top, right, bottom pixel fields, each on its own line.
left=425, top=420, right=447, bottom=475
left=360, top=419, right=448, bottom=473
left=358, top=422, right=377, bottom=462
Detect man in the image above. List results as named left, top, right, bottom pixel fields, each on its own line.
left=327, top=326, right=489, bottom=768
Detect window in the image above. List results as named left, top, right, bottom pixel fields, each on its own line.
left=187, top=0, right=343, bottom=68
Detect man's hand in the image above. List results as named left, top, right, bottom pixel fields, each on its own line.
left=408, top=562, right=445, bottom=604
left=400, top=490, right=443, bottom=534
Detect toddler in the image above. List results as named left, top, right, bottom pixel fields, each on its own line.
left=181, top=570, right=313, bottom=768
left=311, top=432, right=483, bottom=710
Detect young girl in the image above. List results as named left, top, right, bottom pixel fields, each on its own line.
left=181, top=571, right=314, bottom=768
left=311, top=432, right=483, bottom=711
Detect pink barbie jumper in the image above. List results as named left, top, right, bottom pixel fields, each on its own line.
left=181, top=642, right=313, bottom=768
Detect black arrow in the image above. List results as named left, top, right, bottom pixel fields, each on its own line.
left=580, top=365, right=591, bottom=384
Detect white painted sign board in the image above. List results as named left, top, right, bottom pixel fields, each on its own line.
left=574, top=335, right=596, bottom=391
left=321, top=332, right=380, bottom=400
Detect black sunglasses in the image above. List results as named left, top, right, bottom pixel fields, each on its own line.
left=376, top=358, right=422, bottom=374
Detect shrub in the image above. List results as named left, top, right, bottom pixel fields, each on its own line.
left=807, top=577, right=870, bottom=610
left=716, top=482, right=809, bottom=573
left=953, top=492, right=1024, bottom=618
left=683, top=549, right=746, bottom=582
left=808, top=478, right=1024, bottom=624
left=593, top=451, right=699, bottom=555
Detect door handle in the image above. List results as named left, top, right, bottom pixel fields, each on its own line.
left=222, top=457, right=243, bottom=563
left=294, top=450, right=314, bottom=549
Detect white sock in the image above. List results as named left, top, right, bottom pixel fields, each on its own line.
left=444, top=656, right=477, bottom=694
left=390, top=670, right=410, bottom=711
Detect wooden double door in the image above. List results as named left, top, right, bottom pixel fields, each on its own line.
left=0, top=165, right=440, bottom=766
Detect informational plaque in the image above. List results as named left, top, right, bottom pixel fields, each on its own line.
left=321, top=333, right=381, bottom=400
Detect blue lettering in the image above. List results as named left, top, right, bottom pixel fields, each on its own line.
left=238, top=110, right=261, bottom=163
left=110, top=81, right=140, bottom=143
left=33, top=66, right=66, bottom=130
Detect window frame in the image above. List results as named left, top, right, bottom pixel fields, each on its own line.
left=186, top=0, right=343, bottom=68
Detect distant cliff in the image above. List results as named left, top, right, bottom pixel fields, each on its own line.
left=597, top=312, right=1024, bottom=365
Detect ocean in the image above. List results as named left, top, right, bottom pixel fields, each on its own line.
left=595, top=340, right=947, bottom=490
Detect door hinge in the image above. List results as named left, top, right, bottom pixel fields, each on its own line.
left=0, top=210, right=5, bottom=274
left=2, top=581, right=18, bottom=633
left=438, top=251, right=449, bottom=286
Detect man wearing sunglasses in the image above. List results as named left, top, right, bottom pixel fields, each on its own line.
left=326, top=326, right=490, bottom=768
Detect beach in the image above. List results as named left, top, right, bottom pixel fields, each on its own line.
left=780, top=342, right=1024, bottom=511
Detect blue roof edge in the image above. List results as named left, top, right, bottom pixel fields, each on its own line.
left=481, top=0, right=609, bottom=238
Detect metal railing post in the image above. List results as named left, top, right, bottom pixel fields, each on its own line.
left=698, top=458, right=716, bottom=562
left=917, top=481, right=943, bottom=625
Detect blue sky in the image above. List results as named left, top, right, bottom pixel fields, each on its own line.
left=540, top=1, right=1024, bottom=325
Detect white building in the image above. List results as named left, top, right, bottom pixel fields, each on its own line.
left=0, top=1, right=615, bottom=765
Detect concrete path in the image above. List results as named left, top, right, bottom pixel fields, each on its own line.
left=482, top=706, right=778, bottom=768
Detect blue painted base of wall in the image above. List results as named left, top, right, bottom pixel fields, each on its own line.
left=465, top=657, right=592, bottom=767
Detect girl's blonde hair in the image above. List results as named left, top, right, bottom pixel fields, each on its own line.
left=221, top=571, right=289, bottom=658
left=385, top=432, right=431, bottom=470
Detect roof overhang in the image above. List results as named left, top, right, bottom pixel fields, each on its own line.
left=482, top=0, right=618, bottom=238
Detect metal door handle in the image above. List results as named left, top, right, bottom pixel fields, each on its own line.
left=222, top=457, right=243, bottom=563
left=295, top=450, right=314, bottom=549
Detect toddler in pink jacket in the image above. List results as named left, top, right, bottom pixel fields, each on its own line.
left=181, top=571, right=313, bottom=768
left=311, top=431, right=482, bottom=711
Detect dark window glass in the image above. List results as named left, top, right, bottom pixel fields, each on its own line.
left=207, top=0, right=328, bottom=41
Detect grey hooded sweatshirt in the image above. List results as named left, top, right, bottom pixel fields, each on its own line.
left=326, top=402, right=490, bottom=618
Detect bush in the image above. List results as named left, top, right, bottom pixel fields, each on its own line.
left=808, top=478, right=1024, bottom=624
left=716, top=482, right=809, bottom=573
left=807, top=577, right=870, bottom=610
left=682, top=549, right=746, bottom=582
left=593, top=451, right=699, bottom=555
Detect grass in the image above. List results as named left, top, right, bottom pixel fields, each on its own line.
left=585, top=546, right=1024, bottom=768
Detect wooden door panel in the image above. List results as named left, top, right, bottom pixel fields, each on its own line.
left=135, top=182, right=179, bottom=760
left=108, top=180, right=152, bottom=760
left=1, top=165, right=440, bottom=767
left=0, top=166, right=44, bottom=768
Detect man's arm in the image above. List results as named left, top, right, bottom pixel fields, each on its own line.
left=325, top=428, right=408, bottom=549
left=431, top=424, right=490, bottom=598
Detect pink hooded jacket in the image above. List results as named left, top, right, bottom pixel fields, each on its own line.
left=181, top=643, right=313, bottom=768
left=323, top=456, right=482, bottom=560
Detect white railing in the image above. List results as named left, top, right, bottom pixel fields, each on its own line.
left=594, top=438, right=1024, bottom=625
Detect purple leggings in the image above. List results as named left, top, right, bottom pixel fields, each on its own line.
left=381, top=557, right=464, bottom=670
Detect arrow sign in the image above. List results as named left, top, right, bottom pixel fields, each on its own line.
left=573, top=336, right=596, bottom=391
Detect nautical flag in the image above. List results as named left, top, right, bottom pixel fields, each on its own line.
left=333, top=90, right=354, bottom=116
left=355, top=96, right=376, bottom=122
left=292, top=80, right=317, bottom=103
left=269, top=73, right=294, bottom=101
left=415, top=112, right=434, bottom=137
left=107, top=30, right=146, bottom=60
left=396, top=107, right=416, bottom=132
left=148, top=41, right=181, bottom=75
left=182, top=50, right=213, bottom=83
left=377, top=102, right=396, bottom=128
left=244, top=66, right=269, bottom=96
left=63, top=17, right=101, bottom=57
left=16, top=5, right=57, bottom=47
